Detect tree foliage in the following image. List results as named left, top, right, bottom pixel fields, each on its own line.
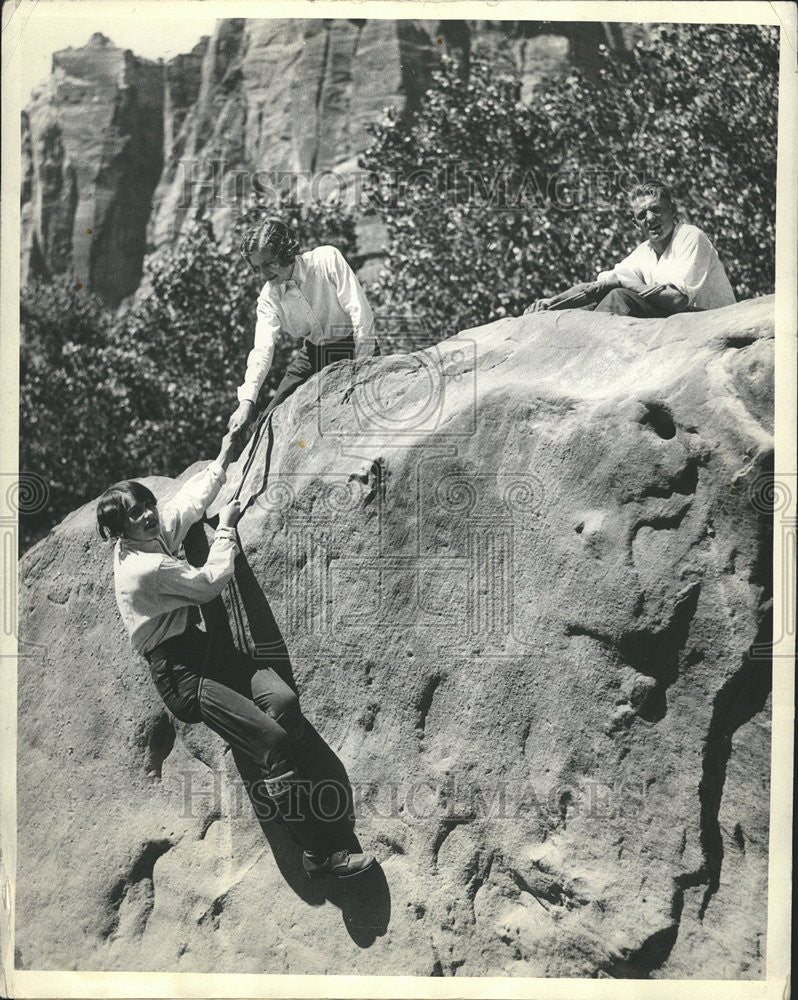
left=20, top=276, right=165, bottom=550
left=20, top=200, right=356, bottom=549
left=361, top=23, right=778, bottom=340
left=20, top=23, right=779, bottom=548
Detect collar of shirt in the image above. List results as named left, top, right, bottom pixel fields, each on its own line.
left=290, top=253, right=308, bottom=287
left=119, top=534, right=176, bottom=558
left=262, top=252, right=308, bottom=299
left=644, top=222, right=681, bottom=260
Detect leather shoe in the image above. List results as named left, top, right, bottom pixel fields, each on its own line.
left=302, top=849, right=375, bottom=880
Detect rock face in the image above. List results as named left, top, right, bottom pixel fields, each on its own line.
left=145, top=18, right=634, bottom=259
left=17, top=298, right=773, bottom=977
left=21, top=33, right=165, bottom=306
left=22, top=20, right=630, bottom=304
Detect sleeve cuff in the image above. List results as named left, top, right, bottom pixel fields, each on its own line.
left=237, top=386, right=258, bottom=404
left=214, top=525, right=239, bottom=545
left=207, top=460, right=226, bottom=481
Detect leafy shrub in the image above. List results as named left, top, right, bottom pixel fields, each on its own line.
left=20, top=276, right=166, bottom=550
left=362, top=23, right=778, bottom=341
left=20, top=200, right=357, bottom=549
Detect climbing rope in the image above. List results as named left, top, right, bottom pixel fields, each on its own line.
left=231, top=409, right=276, bottom=507
left=225, top=409, right=277, bottom=655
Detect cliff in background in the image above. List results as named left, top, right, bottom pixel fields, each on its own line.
left=21, top=19, right=633, bottom=306
left=21, top=32, right=165, bottom=305
left=17, top=299, right=773, bottom=976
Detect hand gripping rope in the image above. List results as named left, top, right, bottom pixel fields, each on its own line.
left=213, top=411, right=309, bottom=838
left=226, top=409, right=278, bottom=654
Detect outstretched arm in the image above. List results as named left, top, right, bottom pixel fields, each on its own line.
left=160, top=434, right=239, bottom=549
left=230, top=297, right=282, bottom=434
left=524, top=278, right=613, bottom=314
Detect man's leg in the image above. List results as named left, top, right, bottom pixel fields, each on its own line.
left=593, top=287, right=671, bottom=318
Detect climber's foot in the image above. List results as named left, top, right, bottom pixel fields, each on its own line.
left=302, top=849, right=375, bottom=880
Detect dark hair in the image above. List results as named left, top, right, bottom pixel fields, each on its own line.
left=96, top=481, right=157, bottom=540
left=628, top=180, right=676, bottom=210
left=239, top=217, right=300, bottom=269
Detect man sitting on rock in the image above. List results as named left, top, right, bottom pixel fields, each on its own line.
left=525, top=181, right=736, bottom=317
left=227, top=217, right=379, bottom=439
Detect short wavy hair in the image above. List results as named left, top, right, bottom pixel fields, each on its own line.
left=628, top=180, right=676, bottom=210
left=96, top=480, right=157, bottom=540
left=239, top=217, right=300, bottom=269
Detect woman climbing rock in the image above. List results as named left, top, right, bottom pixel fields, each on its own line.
left=96, top=430, right=374, bottom=880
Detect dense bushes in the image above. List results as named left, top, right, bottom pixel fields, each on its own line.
left=361, top=23, right=778, bottom=340
left=20, top=22, right=778, bottom=548
left=19, top=202, right=356, bottom=549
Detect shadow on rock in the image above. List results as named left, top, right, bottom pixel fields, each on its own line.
left=231, top=745, right=390, bottom=946
left=184, top=521, right=391, bottom=943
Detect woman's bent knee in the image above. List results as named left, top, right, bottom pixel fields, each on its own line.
left=148, top=658, right=203, bottom=723
left=252, top=670, right=301, bottom=723
left=272, top=688, right=300, bottom=722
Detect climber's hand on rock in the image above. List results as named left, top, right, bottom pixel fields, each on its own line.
left=219, top=499, right=242, bottom=529
left=228, top=400, right=254, bottom=437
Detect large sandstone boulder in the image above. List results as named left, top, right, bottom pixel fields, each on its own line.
left=17, top=298, right=773, bottom=977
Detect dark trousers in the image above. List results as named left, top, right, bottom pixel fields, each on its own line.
left=593, top=286, right=675, bottom=318
left=146, top=626, right=302, bottom=777
left=258, top=333, right=380, bottom=418
left=145, top=626, right=332, bottom=854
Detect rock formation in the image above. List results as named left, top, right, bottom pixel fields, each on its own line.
left=21, top=19, right=631, bottom=305
left=21, top=33, right=165, bottom=306
left=17, top=298, right=773, bottom=977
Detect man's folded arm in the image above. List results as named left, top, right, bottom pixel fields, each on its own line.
left=596, top=246, right=648, bottom=294
left=657, top=227, right=716, bottom=309
left=639, top=283, right=690, bottom=312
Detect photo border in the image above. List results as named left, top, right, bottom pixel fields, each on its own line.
left=2, top=1, right=795, bottom=997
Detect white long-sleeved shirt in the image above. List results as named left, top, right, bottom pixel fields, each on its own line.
left=114, top=461, right=239, bottom=655
left=596, top=222, right=736, bottom=310
left=237, top=245, right=375, bottom=404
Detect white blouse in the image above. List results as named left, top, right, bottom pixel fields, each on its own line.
left=237, top=245, right=375, bottom=404
left=114, top=461, right=238, bottom=654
